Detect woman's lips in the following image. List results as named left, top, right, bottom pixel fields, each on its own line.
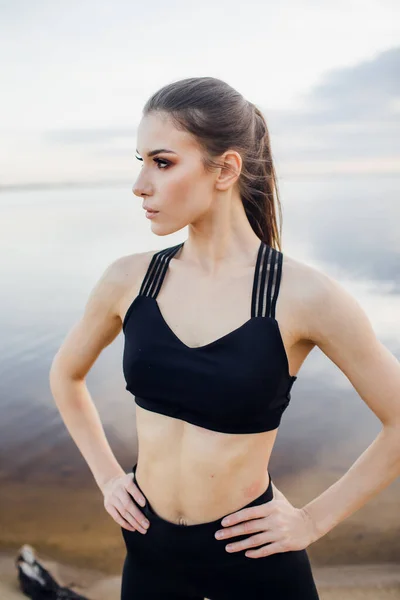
left=145, top=209, right=159, bottom=219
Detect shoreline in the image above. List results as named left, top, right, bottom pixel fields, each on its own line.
left=1, top=551, right=399, bottom=600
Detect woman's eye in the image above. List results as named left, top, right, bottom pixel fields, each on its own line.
left=154, top=158, right=170, bottom=169
left=135, top=156, right=170, bottom=170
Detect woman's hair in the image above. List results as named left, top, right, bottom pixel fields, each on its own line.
left=142, top=76, right=283, bottom=250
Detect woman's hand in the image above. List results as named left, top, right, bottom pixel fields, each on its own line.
left=214, top=482, right=319, bottom=558
left=101, top=472, right=150, bottom=534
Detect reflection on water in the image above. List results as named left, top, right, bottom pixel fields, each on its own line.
left=0, top=178, right=399, bottom=569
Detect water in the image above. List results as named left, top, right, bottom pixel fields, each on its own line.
left=0, top=177, right=399, bottom=569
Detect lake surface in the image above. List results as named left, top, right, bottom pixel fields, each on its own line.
left=0, top=176, right=399, bottom=571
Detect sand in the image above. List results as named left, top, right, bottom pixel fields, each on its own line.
left=1, top=551, right=399, bottom=600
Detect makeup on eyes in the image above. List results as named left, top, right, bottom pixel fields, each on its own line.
left=135, top=155, right=171, bottom=169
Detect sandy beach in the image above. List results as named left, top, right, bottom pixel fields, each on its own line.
left=1, top=551, right=400, bottom=599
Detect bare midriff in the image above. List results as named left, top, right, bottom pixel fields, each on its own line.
left=134, top=405, right=277, bottom=526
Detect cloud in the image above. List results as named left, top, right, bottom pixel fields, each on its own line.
left=2, top=44, right=399, bottom=188
left=275, top=45, right=400, bottom=287
left=43, top=46, right=400, bottom=175
left=267, top=46, right=400, bottom=170
left=266, top=48, right=400, bottom=288
left=310, top=46, right=400, bottom=121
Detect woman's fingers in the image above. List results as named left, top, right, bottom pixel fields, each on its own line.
left=107, top=504, right=137, bottom=532
left=126, top=477, right=147, bottom=508
left=102, top=472, right=150, bottom=533
left=113, top=495, right=148, bottom=534
left=120, top=478, right=150, bottom=528
left=116, top=487, right=149, bottom=528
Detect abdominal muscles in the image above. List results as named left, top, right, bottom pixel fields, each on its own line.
left=134, top=405, right=277, bottom=525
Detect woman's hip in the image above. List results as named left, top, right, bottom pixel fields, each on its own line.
left=121, top=462, right=320, bottom=598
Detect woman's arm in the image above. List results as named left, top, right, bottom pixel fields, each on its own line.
left=49, top=255, right=130, bottom=491
left=300, top=267, right=400, bottom=542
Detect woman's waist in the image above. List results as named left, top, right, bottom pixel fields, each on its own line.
left=133, top=455, right=271, bottom=526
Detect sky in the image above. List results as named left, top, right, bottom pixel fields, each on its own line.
left=0, top=0, right=399, bottom=186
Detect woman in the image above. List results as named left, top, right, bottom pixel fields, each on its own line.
left=49, top=77, right=400, bottom=600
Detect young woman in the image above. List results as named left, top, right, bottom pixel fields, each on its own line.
left=49, top=77, right=400, bottom=600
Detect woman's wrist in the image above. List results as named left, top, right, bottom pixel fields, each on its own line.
left=95, top=465, right=126, bottom=493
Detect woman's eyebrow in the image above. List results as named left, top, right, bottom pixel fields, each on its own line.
left=135, top=148, right=177, bottom=158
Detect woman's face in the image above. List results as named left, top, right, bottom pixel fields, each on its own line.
left=133, top=112, right=219, bottom=235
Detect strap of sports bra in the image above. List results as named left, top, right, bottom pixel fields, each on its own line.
left=138, top=243, right=184, bottom=298
left=139, top=240, right=283, bottom=320
left=251, top=242, right=283, bottom=319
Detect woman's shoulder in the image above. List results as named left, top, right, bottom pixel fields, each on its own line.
left=95, top=250, right=160, bottom=327
left=282, top=250, right=367, bottom=344
left=108, top=249, right=160, bottom=291
left=281, top=250, right=337, bottom=302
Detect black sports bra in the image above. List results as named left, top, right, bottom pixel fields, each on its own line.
left=122, top=240, right=297, bottom=434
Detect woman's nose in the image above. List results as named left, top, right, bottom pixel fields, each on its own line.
left=132, top=181, right=149, bottom=197
left=132, top=169, right=153, bottom=196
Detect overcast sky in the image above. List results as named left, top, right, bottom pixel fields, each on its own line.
left=1, top=0, right=399, bottom=186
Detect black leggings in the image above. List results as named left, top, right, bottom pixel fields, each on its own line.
left=120, top=463, right=320, bottom=599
